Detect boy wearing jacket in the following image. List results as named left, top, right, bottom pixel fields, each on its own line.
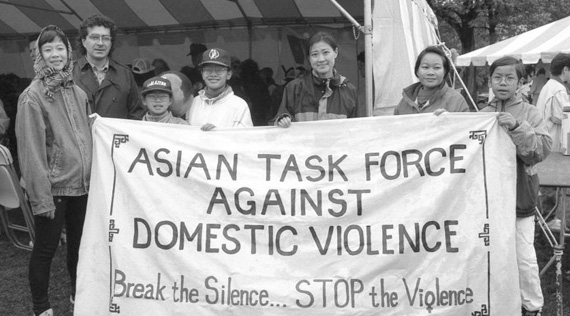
left=481, top=56, right=552, bottom=316
left=186, top=48, right=253, bottom=130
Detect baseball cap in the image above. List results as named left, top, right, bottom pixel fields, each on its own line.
left=132, top=58, right=154, bottom=74
left=141, top=76, right=172, bottom=96
left=198, top=48, right=231, bottom=68
left=187, top=43, right=207, bottom=57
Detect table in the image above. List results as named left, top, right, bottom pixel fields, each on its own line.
left=536, top=152, right=570, bottom=316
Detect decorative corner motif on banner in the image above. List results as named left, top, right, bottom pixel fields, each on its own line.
left=469, top=130, right=487, bottom=144
left=109, top=219, right=120, bottom=242
left=478, top=223, right=490, bottom=246
left=113, top=134, right=129, bottom=148
left=471, top=304, right=489, bottom=315
left=109, top=302, right=120, bottom=313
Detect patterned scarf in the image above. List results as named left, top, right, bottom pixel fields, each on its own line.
left=33, top=26, right=74, bottom=101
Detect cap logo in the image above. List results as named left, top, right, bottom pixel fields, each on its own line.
left=148, top=80, right=166, bottom=86
left=209, top=49, right=220, bottom=60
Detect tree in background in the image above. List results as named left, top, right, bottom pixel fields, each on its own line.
left=428, top=0, right=570, bottom=53
left=426, top=0, right=570, bottom=109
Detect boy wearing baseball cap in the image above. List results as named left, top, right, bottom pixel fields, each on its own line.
left=141, top=76, right=188, bottom=125
left=186, top=48, right=253, bottom=130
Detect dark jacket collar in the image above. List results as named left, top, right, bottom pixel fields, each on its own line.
left=310, top=69, right=347, bottom=88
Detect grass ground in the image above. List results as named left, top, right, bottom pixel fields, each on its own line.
left=0, top=232, right=72, bottom=315
left=1, top=223, right=569, bottom=315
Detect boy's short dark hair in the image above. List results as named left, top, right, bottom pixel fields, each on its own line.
left=489, top=56, right=524, bottom=80
left=414, top=46, right=450, bottom=78
left=77, top=14, right=118, bottom=57
left=549, top=53, right=570, bottom=76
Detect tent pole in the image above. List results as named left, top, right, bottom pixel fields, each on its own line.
left=363, top=0, right=373, bottom=117
left=245, top=24, right=253, bottom=60
left=329, top=0, right=373, bottom=117
left=329, top=0, right=362, bottom=29
left=59, top=0, right=83, bottom=21
left=231, top=0, right=253, bottom=58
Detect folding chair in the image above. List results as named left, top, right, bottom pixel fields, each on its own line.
left=0, top=144, right=35, bottom=251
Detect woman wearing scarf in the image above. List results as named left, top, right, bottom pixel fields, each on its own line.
left=274, top=31, right=358, bottom=127
left=394, top=46, right=469, bottom=115
left=16, top=25, right=92, bottom=316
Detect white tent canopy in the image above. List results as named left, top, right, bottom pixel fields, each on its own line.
left=0, top=0, right=438, bottom=116
left=0, top=0, right=363, bottom=40
left=456, top=15, right=570, bottom=67
left=0, top=0, right=365, bottom=89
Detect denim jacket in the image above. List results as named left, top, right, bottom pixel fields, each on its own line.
left=16, top=79, right=92, bottom=215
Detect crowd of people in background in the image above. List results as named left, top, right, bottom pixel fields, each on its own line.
left=0, top=11, right=570, bottom=316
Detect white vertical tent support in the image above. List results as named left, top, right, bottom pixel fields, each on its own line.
left=329, top=0, right=373, bottom=117
left=363, top=0, right=373, bottom=117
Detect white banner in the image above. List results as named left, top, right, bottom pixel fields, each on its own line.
left=76, top=113, right=520, bottom=315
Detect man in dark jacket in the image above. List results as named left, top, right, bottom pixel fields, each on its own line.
left=73, top=14, right=144, bottom=120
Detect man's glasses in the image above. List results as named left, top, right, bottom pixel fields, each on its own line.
left=202, top=66, right=228, bottom=75
left=87, top=34, right=112, bottom=43
left=145, top=94, right=170, bottom=101
left=491, top=75, right=517, bottom=85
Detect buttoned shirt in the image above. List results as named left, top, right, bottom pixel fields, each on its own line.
left=88, top=59, right=109, bottom=85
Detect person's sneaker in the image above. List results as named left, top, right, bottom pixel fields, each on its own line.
left=37, top=308, right=53, bottom=316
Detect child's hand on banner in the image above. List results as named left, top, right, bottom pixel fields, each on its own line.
left=276, top=115, right=292, bottom=128
left=497, top=112, right=518, bottom=131
left=433, top=109, right=448, bottom=116
left=201, top=123, right=216, bottom=131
